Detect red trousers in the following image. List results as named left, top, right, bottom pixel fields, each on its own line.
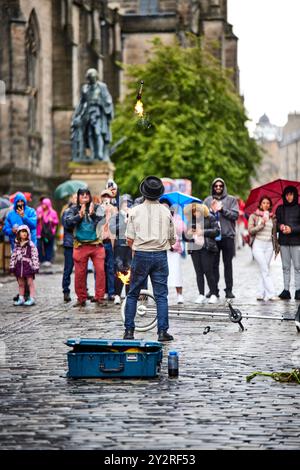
left=73, top=244, right=105, bottom=302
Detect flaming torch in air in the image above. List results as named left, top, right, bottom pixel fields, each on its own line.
left=134, top=80, right=151, bottom=129
left=134, top=80, right=144, bottom=117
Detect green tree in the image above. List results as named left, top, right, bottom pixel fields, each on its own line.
left=111, top=37, right=261, bottom=199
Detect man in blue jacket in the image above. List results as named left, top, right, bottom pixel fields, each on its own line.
left=4, top=193, right=37, bottom=250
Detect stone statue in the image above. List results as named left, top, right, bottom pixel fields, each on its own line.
left=71, top=68, right=114, bottom=162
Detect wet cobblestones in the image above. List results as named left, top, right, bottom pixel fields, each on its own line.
left=0, top=247, right=300, bottom=449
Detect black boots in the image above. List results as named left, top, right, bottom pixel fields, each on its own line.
left=278, top=290, right=291, bottom=300
left=278, top=290, right=300, bottom=300
left=73, top=300, right=86, bottom=307
left=123, top=329, right=135, bottom=340
left=158, top=331, right=174, bottom=342
left=64, top=293, right=71, bottom=302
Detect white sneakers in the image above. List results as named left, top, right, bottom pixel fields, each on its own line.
left=114, top=295, right=121, bottom=305
left=194, top=294, right=218, bottom=304
left=208, top=294, right=218, bottom=304
left=257, top=295, right=280, bottom=301
left=42, top=261, right=52, bottom=267
left=177, top=294, right=184, bottom=304
left=195, top=294, right=206, bottom=304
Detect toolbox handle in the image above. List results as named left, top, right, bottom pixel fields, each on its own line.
left=99, top=363, right=124, bottom=373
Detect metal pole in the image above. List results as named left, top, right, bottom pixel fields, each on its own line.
left=146, top=308, right=295, bottom=322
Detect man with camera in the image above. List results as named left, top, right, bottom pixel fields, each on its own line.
left=65, top=188, right=106, bottom=307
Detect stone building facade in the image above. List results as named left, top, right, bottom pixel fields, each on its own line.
left=253, top=112, right=300, bottom=186
left=278, top=113, right=300, bottom=181
left=252, top=114, right=282, bottom=186
left=0, top=0, right=120, bottom=200
left=0, top=0, right=238, bottom=199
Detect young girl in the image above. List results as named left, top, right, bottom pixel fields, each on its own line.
left=10, top=225, right=40, bottom=306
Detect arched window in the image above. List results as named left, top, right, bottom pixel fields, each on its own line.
left=26, top=10, right=40, bottom=133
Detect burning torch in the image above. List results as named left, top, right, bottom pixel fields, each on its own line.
left=134, top=80, right=151, bottom=129
left=134, top=80, right=144, bottom=117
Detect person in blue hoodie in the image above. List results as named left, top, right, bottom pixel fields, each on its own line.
left=4, top=193, right=37, bottom=250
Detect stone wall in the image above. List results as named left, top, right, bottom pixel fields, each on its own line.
left=0, top=0, right=239, bottom=198
left=0, top=0, right=117, bottom=198
left=111, top=0, right=239, bottom=99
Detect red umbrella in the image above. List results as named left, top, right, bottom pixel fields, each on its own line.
left=9, top=192, right=32, bottom=203
left=244, top=179, right=300, bottom=216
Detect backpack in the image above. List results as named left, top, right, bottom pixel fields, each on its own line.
left=41, top=221, right=54, bottom=242
left=75, top=216, right=97, bottom=242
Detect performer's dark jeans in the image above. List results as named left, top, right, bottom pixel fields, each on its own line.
left=124, top=251, right=169, bottom=333
left=104, top=241, right=115, bottom=296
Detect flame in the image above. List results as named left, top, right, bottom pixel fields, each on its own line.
left=134, top=99, right=144, bottom=117
left=117, top=270, right=131, bottom=285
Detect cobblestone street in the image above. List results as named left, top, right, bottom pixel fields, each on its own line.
left=0, top=246, right=299, bottom=450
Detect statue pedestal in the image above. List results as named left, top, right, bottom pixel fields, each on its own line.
left=68, top=161, right=115, bottom=196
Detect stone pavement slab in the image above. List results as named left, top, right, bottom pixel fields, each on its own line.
left=0, top=246, right=299, bottom=449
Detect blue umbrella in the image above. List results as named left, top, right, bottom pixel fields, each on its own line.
left=159, top=191, right=202, bottom=208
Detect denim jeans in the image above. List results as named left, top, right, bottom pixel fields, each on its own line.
left=124, top=251, right=169, bottom=333
left=104, top=241, right=115, bottom=296
left=62, top=246, right=74, bottom=294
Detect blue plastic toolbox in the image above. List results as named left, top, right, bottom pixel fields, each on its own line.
left=66, top=338, right=163, bottom=378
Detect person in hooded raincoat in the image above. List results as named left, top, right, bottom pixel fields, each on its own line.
left=36, top=198, right=59, bottom=265
left=3, top=192, right=37, bottom=250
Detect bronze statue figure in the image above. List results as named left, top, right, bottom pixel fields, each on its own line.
left=71, top=68, right=114, bottom=162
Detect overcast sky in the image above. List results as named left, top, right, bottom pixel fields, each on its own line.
left=228, top=0, right=300, bottom=132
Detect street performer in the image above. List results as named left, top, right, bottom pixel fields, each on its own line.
left=123, top=176, right=176, bottom=341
